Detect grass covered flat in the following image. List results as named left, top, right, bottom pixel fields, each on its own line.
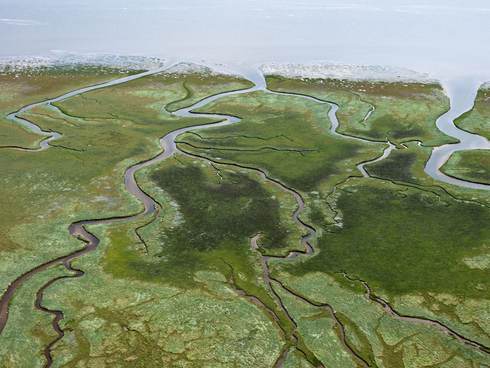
left=108, top=155, right=302, bottom=285
left=266, top=75, right=454, bottom=146
left=0, top=66, right=139, bottom=148
left=41, top=154, right=320, bottom=366
left=0, top=68, right=489, bottom=367
left=441, top=149, right=490, bottom=185
left=45, top=224, right=285, bottom=368
left=0, top=66, right=255, bottom=367
left=290, top=178, right=489, bottom=297
left=176, top=90, right=380, bottom=192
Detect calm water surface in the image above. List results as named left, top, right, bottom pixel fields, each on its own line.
left=1, top=0, right=489, bottom=79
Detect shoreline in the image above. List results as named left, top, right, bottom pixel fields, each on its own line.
left=3, top=53, right=486, bottom=85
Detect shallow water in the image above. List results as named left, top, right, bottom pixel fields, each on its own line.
left=424, top=78, right=490, bottom=190
left=2, top=0, right=490, bottom=190
left=1, top=0, right=490, bottom=79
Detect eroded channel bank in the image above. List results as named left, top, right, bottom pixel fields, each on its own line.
left=1, top=64, right=489, bottom=366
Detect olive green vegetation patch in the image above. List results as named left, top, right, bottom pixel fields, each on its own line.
left=104, top=153, right=304, bottom=286
left=178, top=90, right=379, bottom=192
left=266, top=75, right=453, bottom=146
left=151, top=164, right=289, bottom=250
left=455, top=86, right=490, bottom=139
left=441, top=149, right=490, bottom=185
left=163, top=72, right=254, bottom=112
left=0, top=65, right=137, bottom=113
left=0, top=66, right=135, bottom=148
left=43, top=226, right=283, bottom=367
left=269, top=271, right=490, bottom=367
left=0, top=119, right=42, bottom=149
left=53, top=71, right=253, bottom=124
left=105, top=161, right=291, bottom=286
left=0, top=69, right=256, bottom=367
left=366, top=149, right=419, bottom=182
left=288, top=178, right=490, bottom=298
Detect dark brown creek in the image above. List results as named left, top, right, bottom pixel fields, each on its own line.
left=0, top=66, right=264, bottom=366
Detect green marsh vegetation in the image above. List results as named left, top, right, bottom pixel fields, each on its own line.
left=266, top=75, right=454, bottom=146
left=1, top=68, right=489, bottom=367
left=289, top=178, right=490, bottom=298
left=42, top=154, right=316, bottom=367
left=441, top=149, right=490, bottom=185
left=0, top=68, right=254, bottom=367
left=163, top=71, right=255, bottom=112
left=109, top=154, right=302, bottom=285
left=176, top=90, right=380, bottom=192
left=168, top=77, right=490, bottom=366
left=0, top=66, right=138, bottom=148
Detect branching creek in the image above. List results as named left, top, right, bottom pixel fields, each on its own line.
left=0, top=64, right=489, bottom=367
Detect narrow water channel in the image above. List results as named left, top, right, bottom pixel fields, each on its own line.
left=0, top=66, right=264, bottom=338
left=1, top=64, right=489, bottom=367
left=5, top=64, right=182, bottom=151
left=424, top=78, right=490, bottom=190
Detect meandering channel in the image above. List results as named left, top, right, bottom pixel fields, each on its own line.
left=1, top=64, right=489, bottom=367
left=5, top=63, right=187, bottom=151
left=425, top=78, right=490, bottom=190
left=0, top=66, right=368, bottom=367
left=0, top=65, right=185, bottom=334
left=0, top=67, right=268, bottom=366
left=261, top=80, right=394, bottom=178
